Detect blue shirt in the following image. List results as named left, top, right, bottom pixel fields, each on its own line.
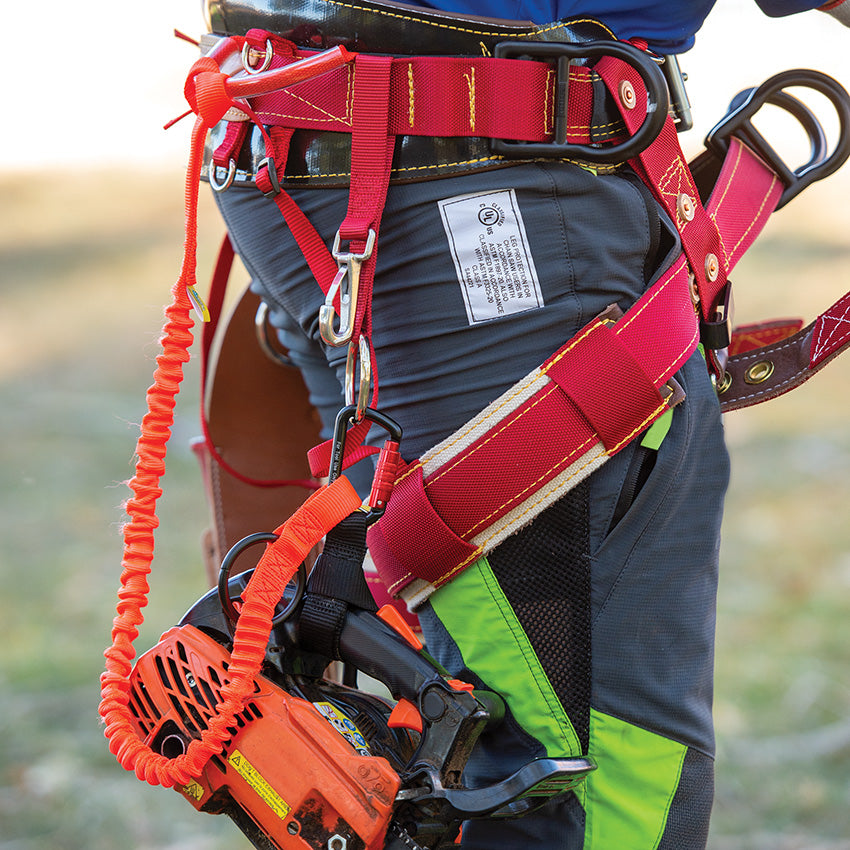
left=416, top=1, right=825, bottom=51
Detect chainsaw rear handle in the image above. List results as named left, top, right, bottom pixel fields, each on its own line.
left=706, top=68, right=850, bottom=209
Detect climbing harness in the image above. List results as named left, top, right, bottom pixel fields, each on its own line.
left=100, top=4, right=850, bottom=848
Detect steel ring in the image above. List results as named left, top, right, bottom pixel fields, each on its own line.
left=218, top=532, right=307, bottom=629
left=241, top=39, right=273, bottom=74
left=209, top=158, right=236, bottom=193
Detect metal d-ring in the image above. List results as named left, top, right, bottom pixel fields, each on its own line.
left=218, top=532, right=307, bottom=629
left=241, top=38, right=274, bottom=74
left=209, top=158, right=236, bottom=193
left=254, top=301, right=294, bottom=367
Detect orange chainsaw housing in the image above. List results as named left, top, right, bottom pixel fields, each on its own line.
left=127, top=624, right=400, bottom=850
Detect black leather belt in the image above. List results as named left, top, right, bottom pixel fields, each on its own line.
left=200, top=0, right=641, bottom=188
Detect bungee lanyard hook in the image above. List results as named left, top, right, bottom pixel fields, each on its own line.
left=319, top=229, right=376, bottom=347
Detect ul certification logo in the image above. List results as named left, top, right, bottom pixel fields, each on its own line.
left=478, top=203, right=505, bottom=229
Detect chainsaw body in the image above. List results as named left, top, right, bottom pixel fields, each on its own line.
left=126, top=567, right=595, bottom=850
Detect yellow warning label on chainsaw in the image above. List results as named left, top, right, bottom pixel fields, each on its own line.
left=228, top=749, right=291, bottom=820
left=182, top=780, right=205, bottom=802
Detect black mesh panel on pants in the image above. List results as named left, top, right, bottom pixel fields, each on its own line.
left=656, top=747, right=714, bottom=850
left=486, top=481, right=592, bottom=753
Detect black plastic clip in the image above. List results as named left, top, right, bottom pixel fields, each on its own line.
left=700, top=281, right=733, bottom=352
left=490, top=39, right=669, bottom=164
left=706, top=69, right=850, bottom=209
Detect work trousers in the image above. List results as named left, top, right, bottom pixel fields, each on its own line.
left=215, top=159, right=730, bottom=849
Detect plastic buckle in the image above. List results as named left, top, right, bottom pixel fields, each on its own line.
left=490, top=39, right=668, bottom=164
left=700, top=281, right=733, bottom=352
left=706, top=69, right=850, bottom=209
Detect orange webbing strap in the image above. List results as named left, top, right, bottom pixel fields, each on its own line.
left=98, top=43, right=363, bottom=788
left=100, top=476, right=360, bottom=787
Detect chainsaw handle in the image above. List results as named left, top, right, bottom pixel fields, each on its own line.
left=337, top=608, right=451, bottom=703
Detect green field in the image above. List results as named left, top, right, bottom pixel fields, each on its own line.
left=1, top=168, right=848, bottom=849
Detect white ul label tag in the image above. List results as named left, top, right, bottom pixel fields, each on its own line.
left=438, top=189, right=544, bottom=325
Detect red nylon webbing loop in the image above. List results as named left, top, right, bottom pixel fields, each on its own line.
left=546, top=321, right=664, bottom=452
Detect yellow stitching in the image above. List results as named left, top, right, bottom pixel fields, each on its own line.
left=427, top=383, right=560, bottom=486
left=706, top=139, right=740, bottom=225
left=432, top=546, right=485, bottom=588
left=727, top=173, right=779, bottom=262
left=463, top=434, right=599, bottom=536
left=618, top=257, right=688, bottom=331
left=420, top=371, right=547, bottom=467
left=651, top=322, right=698, bottom=386
left=546, top=68, right=555, bottom=136
left=543, top=318, right=603, bottom=372
left=316, top=2, right=615, bottom=40
left=606, top=401, right=668, bottom=454
left=479, top=41, right=491, bottom=57
left=258, top=63, right=354, bottom=127
left=709, top=141, right=779, bottom=266
left=464, top=66, right=476, bottom=132
left=407, top=62, right=415, bottom=128
left=393, top=459, right=423, bottom=488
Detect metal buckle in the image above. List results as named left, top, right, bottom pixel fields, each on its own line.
left=241, top=38, right=273, bottom=74
left=490, top=39, right=668, bottom=164
left=706, top=69, right=850, bottom=209
left=319, top=229, right=376, bottom=347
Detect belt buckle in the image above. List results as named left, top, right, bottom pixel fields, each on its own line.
left=705, top=69, right=850, bottom=209
left=490, top=39, right=668, bottom=164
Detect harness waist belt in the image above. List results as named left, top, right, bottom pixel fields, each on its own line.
left=201, top=1, right=648, bottom=187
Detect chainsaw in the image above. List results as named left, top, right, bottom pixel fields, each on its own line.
left=124, top=479, right=595, bottom=850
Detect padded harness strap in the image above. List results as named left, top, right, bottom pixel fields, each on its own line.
left=191, top=33, right=850, bottom=603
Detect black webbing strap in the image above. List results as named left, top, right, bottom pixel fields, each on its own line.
left=299, top=510, right=377, bottom=659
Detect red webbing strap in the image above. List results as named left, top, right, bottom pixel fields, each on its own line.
left=368, top=257, right=698, bottom=598
left=703, top=137, right=783, bottom=271
left=306, top=54, right=397, bottom=479
left=212, top=120, right=249, bottom=170
left=595, top=55, right=730, bottom=326
left=546, top=322, right=663, bottom=452
left=256, top=127, right=340, bottom=297
left=366, top=106, right=793, bottom=599
left=248, top=52, right=604, bottom=145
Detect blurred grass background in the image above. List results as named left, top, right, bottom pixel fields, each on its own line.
left=2, top=166, right=849, bottom=850
left=1, top=2, right=849, bottom=847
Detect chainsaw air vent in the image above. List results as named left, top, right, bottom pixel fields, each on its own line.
left=129, top=628, right=263, bottom=751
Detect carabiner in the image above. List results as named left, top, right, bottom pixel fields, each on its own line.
left=329, top=405, right=403, bottom=522
left=318, top=229, right=376, bottom=347
left=706, top=69, right=850, bottom=209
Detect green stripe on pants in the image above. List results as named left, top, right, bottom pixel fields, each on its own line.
left=584, top=710, right=687, bottom=850
left=430, top=555, right=581, bottom=758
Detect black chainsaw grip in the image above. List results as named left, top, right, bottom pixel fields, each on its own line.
left=337, top=608, right=446, bottom=702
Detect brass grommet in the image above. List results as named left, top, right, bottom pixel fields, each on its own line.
left=715, top=371, right=733, bottom=394
left=705, top=253, right=720, bottom=283
left=619, top=79, right=637, bottom=110
left=677, top=193, right=695, bottom=222
left=744, top=360, right=774, bottom=385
